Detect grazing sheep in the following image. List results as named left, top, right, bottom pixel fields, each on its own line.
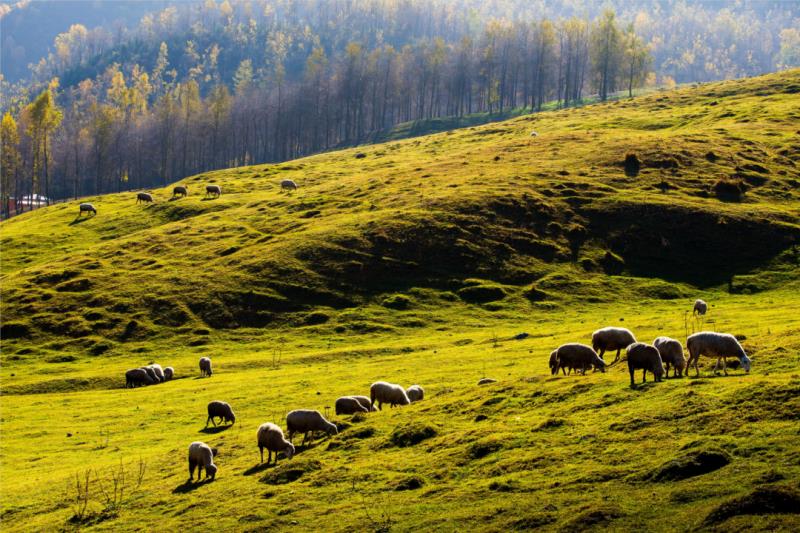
left=141, top=366, right=158, bottom=382
left=686, top=331, right=751, bottom=377
left=199, top=357, right=212, bottom=377
left=148, top=363, right=165, bottom=383
left=530, top=130, right=539, bottom=137
left=172, top=185, right=188, bottom=198
left=370, top=381, right=411, bottom=410
left=693, top=299, right=708, bottom=316
left=125, top=368, right=154, bottom=388
left=549, top=350, right=566, bottom=375
left=205, top=185, right=221, bottom=198
left=257, top=423, right=295, bottom=465
left=553, top=343, right=606, bottom=375
left=592, top=327, right=637, bottom=363
left=163, top=366, right=174, bottom=381
left=351, top=395, right=377, bottom=412
left=406, top=385, right=424, bottom=402
left=286, top=409, right=338, bottom=446
left=335, top=396, right=369, bottom=415
left=626, top=342, right=666, bottom=386
left=188, top=441, right=217, bottom=481
left=280, top=179, right=298, bottom=191
left=136, top=192, right=153, bottom=203
left=206, top=401, right=236, bottom=427
left=653, top=337, right=687, bottom=377
left=79, top=203, right=96, bottom=216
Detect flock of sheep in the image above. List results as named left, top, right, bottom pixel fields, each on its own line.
left=77, top=179, right=299, bottom=216
left=550, top=300, right=752, bottom=386
left=182, top=363, right=425, bottom=481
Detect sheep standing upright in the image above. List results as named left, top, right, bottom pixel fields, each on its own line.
left=205, top=185, right=221, bottom=198
left=552, top=343, right=606, bottom=375
left=335, top=397, right=369, bottom=415
left=286, top=409, right=338, bottom=446
left=280, top=179, right=298, bottom=191
left=79, top=203, right=96, bottom=216
left=626, top=343, right=666, bottom=386
left=257, top=423, right=295, bottom=464
left=592, top=327, right=636, bottom=363
left=686, top=331, right=751, bottom=377
left=125, top=368, right=154, bottom=388
left=199, top=357, right=212, bottom=377
left=136, top=192, right=153, bottom=203
left=188, top=441, right=217, bottom=481
left=206, top=401, right=236, bottom=427
left=406, top=385, right=424, bottom=402
left=693, top=299, right=708, bottom=316
left=370, top=381, right=411, bottom=410
left=653, top=337, right=687, bottom=377
left=172, top=185, right=188, bottom=198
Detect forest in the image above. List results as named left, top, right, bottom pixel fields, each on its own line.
left=1, top=0, right=798, bottom=214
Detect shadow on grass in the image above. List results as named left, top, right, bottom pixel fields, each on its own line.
left=200, top=197, right=219, bottom=201
left=629, top=381, right=661, bottom=391
left=199, top=425, right=232, bottom=434
left=172, top=479, right=214, bottom=494
left=68, top=216, right=93, bottom=226
left=243, top=462, right=273, bottom=476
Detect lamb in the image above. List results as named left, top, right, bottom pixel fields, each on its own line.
left=653, top=336, right=687, bottom=377
left=552, top=343, right=606, bottom=375
left=591, top=326, right=637, bottom=363
left=206, top=400, right=236, bottom=427
left=172, top=185, right=188, bottom=198
left=188, top=441, right=217, bottom=481
left=406, top=385, right=424, bottom=402
left=148, top=363, right=165, bottom=383
left=351, top=395, right=377, bottom=412
left=280, top=179, right=298, bottom=191
left=205, top=185, right=221, bottom=198
left=626, top=342, right=666, bottom=386
left=257, top=423, right=295, bottom=464
left=136, top=192, right=153, bottom=203
left=199, top=357, right=212, bottom=377
left=141, top=366, right=159, bottom=382
left=163, top=366, right=174, bottom=381
left=370, top=381, right=411, bottom=410
left=335, top=396, right=369, bottom=415
left=125, top=368, right=154, bottom=388
left=286, top=409, right=338, bottom=446
left=79, top=203, right=96, bottom=216
left=686, top=331, right=751, bottom=377
left=693, top=299, right=708, bottom=316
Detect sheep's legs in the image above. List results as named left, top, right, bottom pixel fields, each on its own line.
left=642, top=369, right=647, bottom=383
left=613, top=349, right=621, bottom=364
left=188, top=460, right=196, bottom=481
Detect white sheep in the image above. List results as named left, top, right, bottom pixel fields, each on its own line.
left=406, top=385, right=424, bottom=402
left=686, top=331, right=751, bottom=377
left=335, top=396, right=369, bottom=415
left=653, top=336, right=686, bottom=377
left=79, top=203, right=96, bottom=216
left=286, top=409, right=338, bottom=446
left=370, top=381, right=411, bottom=410
left=257, top=423, right=295, bottom=465
left=205, top=185, right=221, bottom=198
left=626, top=342, right=666, bottom=386
left=693, top=299, right=708, bottom=316
left=163, top=366, right=174, bottom=381
left=188, top=441, right=217, bottom=481
left=350, top=395, right=377, bottom=412
left=148, top=363, right=165, bottom=383
left=280, top=179, right=298, bottom=191
left=140, top=366, right=158, bottom=383
left=125, top=368, right=154, bottom=388
left=206, top=401, right=236, bottom=427
left=591, top=326, right=637, bottom=363
left=199, top=357, right=212, bottom=377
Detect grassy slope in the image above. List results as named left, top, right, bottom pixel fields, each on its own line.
left=1, top=71, right=800, bottom=531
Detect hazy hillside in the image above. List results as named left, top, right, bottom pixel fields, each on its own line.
left=0, top=71, right=799, bottom=532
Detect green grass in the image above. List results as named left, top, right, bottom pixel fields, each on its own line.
left=1, top=70, right=800, bottom=531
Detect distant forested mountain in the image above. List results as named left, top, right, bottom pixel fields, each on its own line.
left=1, top=0, right=798, bottom=214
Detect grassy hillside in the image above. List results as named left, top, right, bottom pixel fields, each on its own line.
left=1, top=70, right=799, bottom=532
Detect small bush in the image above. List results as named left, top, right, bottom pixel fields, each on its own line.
left=382, top=294, right=411, bottom=310
left=457, top=285, right=506, bottom=303
left=624, top=153, right=641, bottom=177
left=389, top=423, right=437, bottom=447
left=304, top=311, right=330, bottom=325
left=714, top=178, right=746, bottom=201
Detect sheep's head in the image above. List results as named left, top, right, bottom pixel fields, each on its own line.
left=227, top=412, right=236, bottom=424
left=285, top=443, right=296, bottom=460
left=740, top=355, right=752, bottom=373
left=327, top=424, right=339, bottom=436
left=549, top=350, right=558, bottom=375
left=206, top=464, right=218, bottom=479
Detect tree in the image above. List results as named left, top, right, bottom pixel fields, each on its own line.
left=1, top=112, right=21, bottom=215
left=24, top=81, right=63, bottom=204
left=624, top=24, right=652, bottom=97
left=591, top=10, right=623, bottom=101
